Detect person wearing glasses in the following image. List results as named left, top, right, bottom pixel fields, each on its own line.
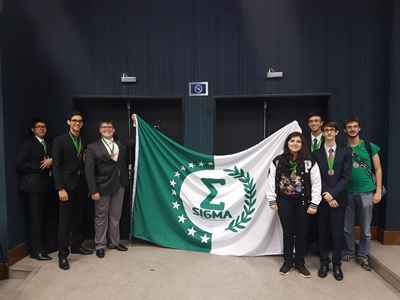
left=52, top=111, right=93, bottom=270
left=16, top=118, right=53, bottom=261
left=85, top=120, right=129, bottom=259
left=313, top=121, right=352, bottom=281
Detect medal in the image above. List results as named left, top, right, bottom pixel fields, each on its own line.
left=328, top=169, right=335, bottom=176
left=353, top=161, right=360, bottom=168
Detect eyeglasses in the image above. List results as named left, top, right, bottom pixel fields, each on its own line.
left=70, top=119, right=83, bottom=124
left=34, top=125, right=47, bottom=129
left=323, top=128, right=337, bottom=133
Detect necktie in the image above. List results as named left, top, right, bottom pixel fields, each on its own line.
left=328, top=148, right=334, bottom=160
left=312, top=138, right=319, bottom=152
left=41, top=140, right=47, bottom=154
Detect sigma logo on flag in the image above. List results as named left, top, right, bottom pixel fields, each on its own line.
left=170, top=165, right=256, bottom=234
left=189, top=82, right=208, bottom=96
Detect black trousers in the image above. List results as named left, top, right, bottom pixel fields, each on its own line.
left=277, top=197, right=309, bottom=266
left=26, top=192, right=48, bottom=255
left=318, top=202, right=345, bottom=266
left=58, top=179, right=86, bottom=257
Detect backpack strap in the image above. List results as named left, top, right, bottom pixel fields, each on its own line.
left=364, top=140, right=375, bottom=172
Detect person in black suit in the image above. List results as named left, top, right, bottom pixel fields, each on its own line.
left=85, top=120, right=129, bottom=258
left=304, top=113, right=325, bottom=254
left=16, top=118, right=53, bottom=261
left=313, top=121, right=352, bottom=281
left=52, top=111, right=93, bottom=270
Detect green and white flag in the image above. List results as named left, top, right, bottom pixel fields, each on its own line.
left=132, top=117, right=301, bottom=256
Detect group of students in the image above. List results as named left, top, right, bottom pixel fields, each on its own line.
left=17, top=111, right=383, bottom=276
left=266, top=113, right=383, bottom=281
left=17, top=112, right=138, bottom=270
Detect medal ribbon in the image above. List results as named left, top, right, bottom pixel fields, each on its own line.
left=327, top=148, right=335, bottom=173
left=69, top=132, right=82, bottom=156
left=288, top=160, right=298, bottom=175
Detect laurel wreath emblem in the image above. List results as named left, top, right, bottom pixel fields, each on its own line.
left=224, top=166, right=256, bottom=233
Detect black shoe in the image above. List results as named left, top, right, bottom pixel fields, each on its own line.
left=31, top=253, right=52, bottom=261
left=296, top=264, right=312, bottom=278
left=71, top=246, right=93, bottom=255
left=108, top=244, right=128, bottom=251
left=279, top=261, right=293, bottom=275
left=318, top=264, right=329, bottom=278
left=357, top=257, right=372, bottom=271
left=333, top=265, right=344, bottom=281
left=96, top=249, right=105, bottom=258
left=58, top=256, right=70, bottom=270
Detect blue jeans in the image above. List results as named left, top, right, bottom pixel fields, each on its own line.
left=343, top=192, right=373, bottom=259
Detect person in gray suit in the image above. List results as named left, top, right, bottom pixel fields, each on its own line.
left=85, top=120, right=129, bottom=258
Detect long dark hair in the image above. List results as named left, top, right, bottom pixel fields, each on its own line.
left=277, top=131, right=311, bottom=175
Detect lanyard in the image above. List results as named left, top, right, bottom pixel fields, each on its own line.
left=288, top=160, right=298, bottom=175
left=102, top=138, right=115, bottom=156
left=69, top=132, right=82, bottom=156
left=327, top=155, right=335, bottom=171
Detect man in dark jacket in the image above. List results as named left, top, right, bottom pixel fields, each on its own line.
left=52, top=111, right=92, bottom=270
left=85, top=120, right=129, bottom=258
left=313, top=121, right=352, bottom=281
left=17, top=118, right=53, bottom=260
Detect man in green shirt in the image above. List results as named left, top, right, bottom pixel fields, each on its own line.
left=343, top=117, right=383, bottom=271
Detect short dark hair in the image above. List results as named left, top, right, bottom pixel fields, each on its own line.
left=31, top=118, right=46, bottom=128
left=343, top=116, right=361, bottom=128
left=306, top=112, right=323, bottom=122
left=98, top=120, right=114, bottom=128
left=68, top=111, right=84, bottom=120
left=322, top=121, right=339, bottom=131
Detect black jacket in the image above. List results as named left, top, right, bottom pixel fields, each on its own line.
left=272, top=154, right=321, bottom=207
left=84, top=140, right=129, bottom=196
left=313, top=144, right=352, bottom=207
left=52, top=133, right=86, bottom=191
left=16, top=136, right=52, bottom=193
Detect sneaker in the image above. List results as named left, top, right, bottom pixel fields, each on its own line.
left=357, top=257, right=372, bottom=271
left=296, top=264, right=312, bottom=278
left=279, top=261, right=293, bottom=275
left=342, top=254, right=355, bottom=262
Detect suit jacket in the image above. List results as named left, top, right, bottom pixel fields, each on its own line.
left=84, top=139, right=128, bottom=196
left=52, top=133, right=86, bottom=191
left=16, top=136, right=52, bottom=193
left=313, top=144, right=352, bottom=207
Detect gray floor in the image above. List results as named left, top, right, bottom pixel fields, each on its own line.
left=1, top=242, right=400, bottom=300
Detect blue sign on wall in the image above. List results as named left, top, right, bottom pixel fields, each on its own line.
left=189, top=82, right=208, bottom=96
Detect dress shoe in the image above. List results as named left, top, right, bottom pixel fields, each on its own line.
left=318, top=264, right=329, bottom=278
left=295, top=264, right=312, bottom=278
left=108, top=244, right=128, bottom=251
left=31, top=253, right=52, bottom=261
left=333, top=265, right=344, bottom=281
left=71, top=246, right=93, bottom=255
left=96, top=249, right=105, bottom=258
left=58, top=256, right=70, bottom=270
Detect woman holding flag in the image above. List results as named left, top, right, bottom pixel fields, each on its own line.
left=266, top=132, right=322, bottom=277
